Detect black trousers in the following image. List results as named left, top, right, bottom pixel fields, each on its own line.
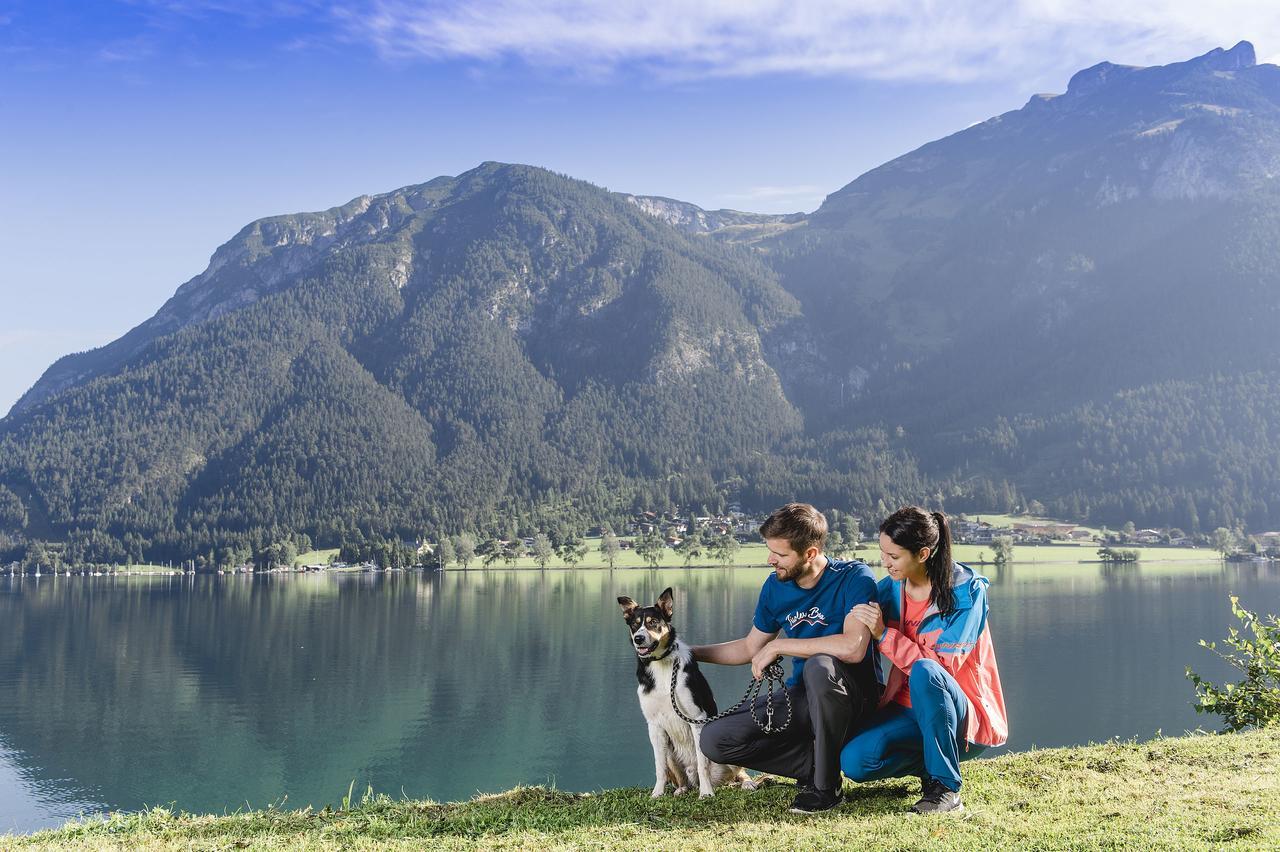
left=699, top=654, right=877, bottom=792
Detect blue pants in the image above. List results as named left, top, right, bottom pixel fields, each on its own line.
left=839, top=659, right=985, bottom=792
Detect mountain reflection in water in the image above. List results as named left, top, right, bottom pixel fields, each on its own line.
left=2, top=561, right=1277, bottom=833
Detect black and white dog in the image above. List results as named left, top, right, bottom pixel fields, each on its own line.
left=618, top=587, right=755, bottom=798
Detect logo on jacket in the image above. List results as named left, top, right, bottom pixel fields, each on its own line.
left=786, top=606, right=828, bottom=629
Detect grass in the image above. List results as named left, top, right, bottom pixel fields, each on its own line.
left=88, top=564, right=180, bottom=575
left=964, top=513, right=1107, bottom=537
left=293, top=549, right=339, bottom=567
left=9, top=729, right=1278, bottom=850
left=119, top=564, right=182, bottom=574
left=949, top=542, right=1212, bottom=565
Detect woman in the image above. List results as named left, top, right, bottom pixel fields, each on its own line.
left=842, top=506, right=1007, bottom=813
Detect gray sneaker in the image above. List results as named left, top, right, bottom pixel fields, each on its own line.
left=911, top=779, right=963, bottom=814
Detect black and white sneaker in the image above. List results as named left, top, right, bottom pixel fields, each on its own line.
left=911, top=778, right=963, bottom=814
left=789, top=786, right=843, bottom=814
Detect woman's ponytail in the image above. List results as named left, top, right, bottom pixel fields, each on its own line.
left=928, top=511, right=955, bottom=615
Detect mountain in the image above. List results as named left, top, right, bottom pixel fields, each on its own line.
left=753, top=41, right=1280, bottom=528
left=3, top=163, right=913, bottom=562
left=4, top=44, right=1280, bottom=563
left=763, top=41, right=1280, bottom=422
left=620, top=195, right=801, bottom=242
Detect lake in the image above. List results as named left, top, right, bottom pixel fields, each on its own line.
left=2, top=560, right=1278, bottom=834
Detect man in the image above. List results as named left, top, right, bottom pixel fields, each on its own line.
left=694, top=502, right=879, bottom=814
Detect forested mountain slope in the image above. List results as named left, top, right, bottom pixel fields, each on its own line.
left=3, top=44, right=1280, bottom=563
left=756, top=41, right=1280, bottom=531
left=0, top=164, right=859, bottom=561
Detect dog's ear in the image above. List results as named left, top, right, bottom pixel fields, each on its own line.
left=617, top=596, right=638, bottom=618
left=657, top=587, right=674, bottom=620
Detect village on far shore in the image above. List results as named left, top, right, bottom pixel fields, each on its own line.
left=10, top=503, right=1274, bottom=578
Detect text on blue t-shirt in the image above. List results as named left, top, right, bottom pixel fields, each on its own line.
left=752, top=558, right=878, bottom=684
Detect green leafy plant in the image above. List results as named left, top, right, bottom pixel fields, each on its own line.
left=340, top=781, right=376, bottom=811
left=1186, top=596, right=1280, bottom=731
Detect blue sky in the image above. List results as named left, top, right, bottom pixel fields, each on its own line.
left=1, top=1, right=1275, bottom=416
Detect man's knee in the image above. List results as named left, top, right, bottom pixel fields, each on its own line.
left=699, top=718, right=736, bottom=763
left=801, top=653, right=840, bottom=688
left=804, top=654, right=869, bottom=703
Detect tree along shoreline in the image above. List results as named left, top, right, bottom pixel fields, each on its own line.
left=3, top=539, right=1235, bottom=577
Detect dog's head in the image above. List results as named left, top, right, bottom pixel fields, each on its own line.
left=617, top=587, right=675, bottom=659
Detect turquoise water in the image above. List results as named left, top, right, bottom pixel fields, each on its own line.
left=1, top=561, right=1277, bottom=833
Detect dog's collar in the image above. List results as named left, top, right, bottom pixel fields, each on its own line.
left=640, top=642, right=676, bottom=663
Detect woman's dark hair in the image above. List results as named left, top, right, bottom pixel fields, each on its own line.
left=879, top=506, right=955, bottom=614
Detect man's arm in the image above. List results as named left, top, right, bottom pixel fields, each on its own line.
left=749, top=610, right=871, bottom=678
left=692, top=626, right=776, bottom=666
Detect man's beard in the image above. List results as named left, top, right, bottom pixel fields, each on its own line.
left=776, top=559, right=808, bottom=582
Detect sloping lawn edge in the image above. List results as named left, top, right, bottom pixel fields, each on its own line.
left=9, top=728, right=1279, bottom=850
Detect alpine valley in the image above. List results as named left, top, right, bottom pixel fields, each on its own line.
left=4, top=42, right=1280, bottom=565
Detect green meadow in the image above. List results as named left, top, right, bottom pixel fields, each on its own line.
left=11, top=729, right=1278, bottom=850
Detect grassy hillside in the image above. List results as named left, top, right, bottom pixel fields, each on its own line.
left=10, top=729, right=1278, bottom=850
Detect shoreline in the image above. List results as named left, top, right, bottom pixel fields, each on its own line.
left=0, top=553, right=1257, bottom=579
left=3, top=542, right=1246, bottom=578
left=0, top=550, right=1249, bottom=578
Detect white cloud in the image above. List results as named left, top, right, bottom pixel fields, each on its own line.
left=102, top=1, right=1280, bottom=86
left=329, top=1, right=1277, bottom=85
left=715, top=184, right=828, bottom=213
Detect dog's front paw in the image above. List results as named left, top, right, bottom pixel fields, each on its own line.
left=698, top=787, right=714, bottom=799
left=650, top=784, right=666, bottom=798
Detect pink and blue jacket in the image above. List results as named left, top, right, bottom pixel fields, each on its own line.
left=876, top=563, right=1008, bottom=748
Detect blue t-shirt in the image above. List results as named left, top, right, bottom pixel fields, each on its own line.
left=753, top=557, right=878, bottom=685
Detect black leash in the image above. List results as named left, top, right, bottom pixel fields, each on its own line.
left=668, top=657, right=793, bottom=733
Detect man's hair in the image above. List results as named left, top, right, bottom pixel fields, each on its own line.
left=758, top=502, right=827, bottom=556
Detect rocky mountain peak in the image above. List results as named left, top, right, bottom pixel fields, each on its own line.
left=1064, top=41, right=1256, bottom=99
left=1197, top=40, right=1256, bottom=72
left=1065, top=61, right=1139, bottom=97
